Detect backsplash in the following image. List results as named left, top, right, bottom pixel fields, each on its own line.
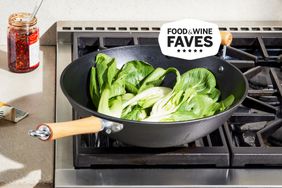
left=0, top=0, right=282, bottom=45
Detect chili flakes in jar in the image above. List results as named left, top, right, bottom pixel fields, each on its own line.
left=8, top=12, right=40, bottom=73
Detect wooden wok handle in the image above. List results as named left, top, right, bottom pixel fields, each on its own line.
left=46, top=116, right=102, bottom=140
left=220, top=31, right=232, bottom=46
left=30, top=116, right=102, bottom=141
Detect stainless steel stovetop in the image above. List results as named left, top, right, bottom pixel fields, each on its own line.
left=55, top=21, right=282, bottom=188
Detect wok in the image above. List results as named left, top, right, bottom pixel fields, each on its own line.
left=29, top=43, right=248, bottom=148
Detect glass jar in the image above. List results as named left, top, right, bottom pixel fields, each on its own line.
left=7, top=12, right=39, bottom=73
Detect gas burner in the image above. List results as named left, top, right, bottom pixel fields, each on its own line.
left=225, top=62, right=282, bottom=166
left=68, top=26, right=282, bottom=169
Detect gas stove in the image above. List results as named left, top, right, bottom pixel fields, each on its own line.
left=55, top=21, right=282, bottom=187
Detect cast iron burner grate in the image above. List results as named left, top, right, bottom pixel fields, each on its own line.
left=72, top=31, right=282, bottom=169
left=73, top=122, right=229, bottom=168
left=224, top=66, right=282, bottom=167
left=223, top=36, right=282, bottom=167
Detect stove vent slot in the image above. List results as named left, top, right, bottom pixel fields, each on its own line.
left=85, top=27, right=94, bottom=30
left=251, top=27, right=260, bottom=31
left=241, top=27, right=250, bottom=31
left=273, top=27, right=282, bottom=31
left=62, top=27, right=71, bottom=30
left=107, top=27, right=116, bottom=31
left=230, top=27, right=238, bottom=31
left=219, top=27, right=227, bottom=31
left=118, top=27, right=127, bottom=31
left=74, top=27, right=83, bottom=30
left=96, top=27, right=105, bottom=31
left=141, top=27, right=150, bottom=31
left=152, top=27, right=160, bottom=31
left=263, top=27, right=272, bottom=31
left=129, top=27, right=138, bottom=31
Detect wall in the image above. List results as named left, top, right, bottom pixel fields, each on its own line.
left=0, top=0, right=282, bottom=45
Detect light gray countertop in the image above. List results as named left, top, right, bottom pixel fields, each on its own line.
left=0, top=46, right=55, bottom=187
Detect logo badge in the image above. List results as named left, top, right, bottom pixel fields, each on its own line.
left=158, top=19, right=221, bottom=60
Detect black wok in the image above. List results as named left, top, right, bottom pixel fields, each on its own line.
left=29, top=45, right=248, bottom=148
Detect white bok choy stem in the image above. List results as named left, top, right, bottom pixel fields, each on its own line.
left=122, top=87, right=172, bottom=109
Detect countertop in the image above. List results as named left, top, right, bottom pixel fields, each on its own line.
left=0, top=46, right=55, bottom=187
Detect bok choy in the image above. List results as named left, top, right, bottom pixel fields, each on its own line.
left=89, top=53, right=235, bottom=122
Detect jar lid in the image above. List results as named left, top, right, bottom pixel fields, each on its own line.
left=8, top=12, right=37, bottom=28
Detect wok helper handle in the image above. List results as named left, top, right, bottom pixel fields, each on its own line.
left=29, top=116, right=103, bottom=141
left=220, top=31, right=232, bottom=46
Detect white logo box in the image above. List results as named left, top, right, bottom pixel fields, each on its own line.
left=158, top=19, right=221, bottom=60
